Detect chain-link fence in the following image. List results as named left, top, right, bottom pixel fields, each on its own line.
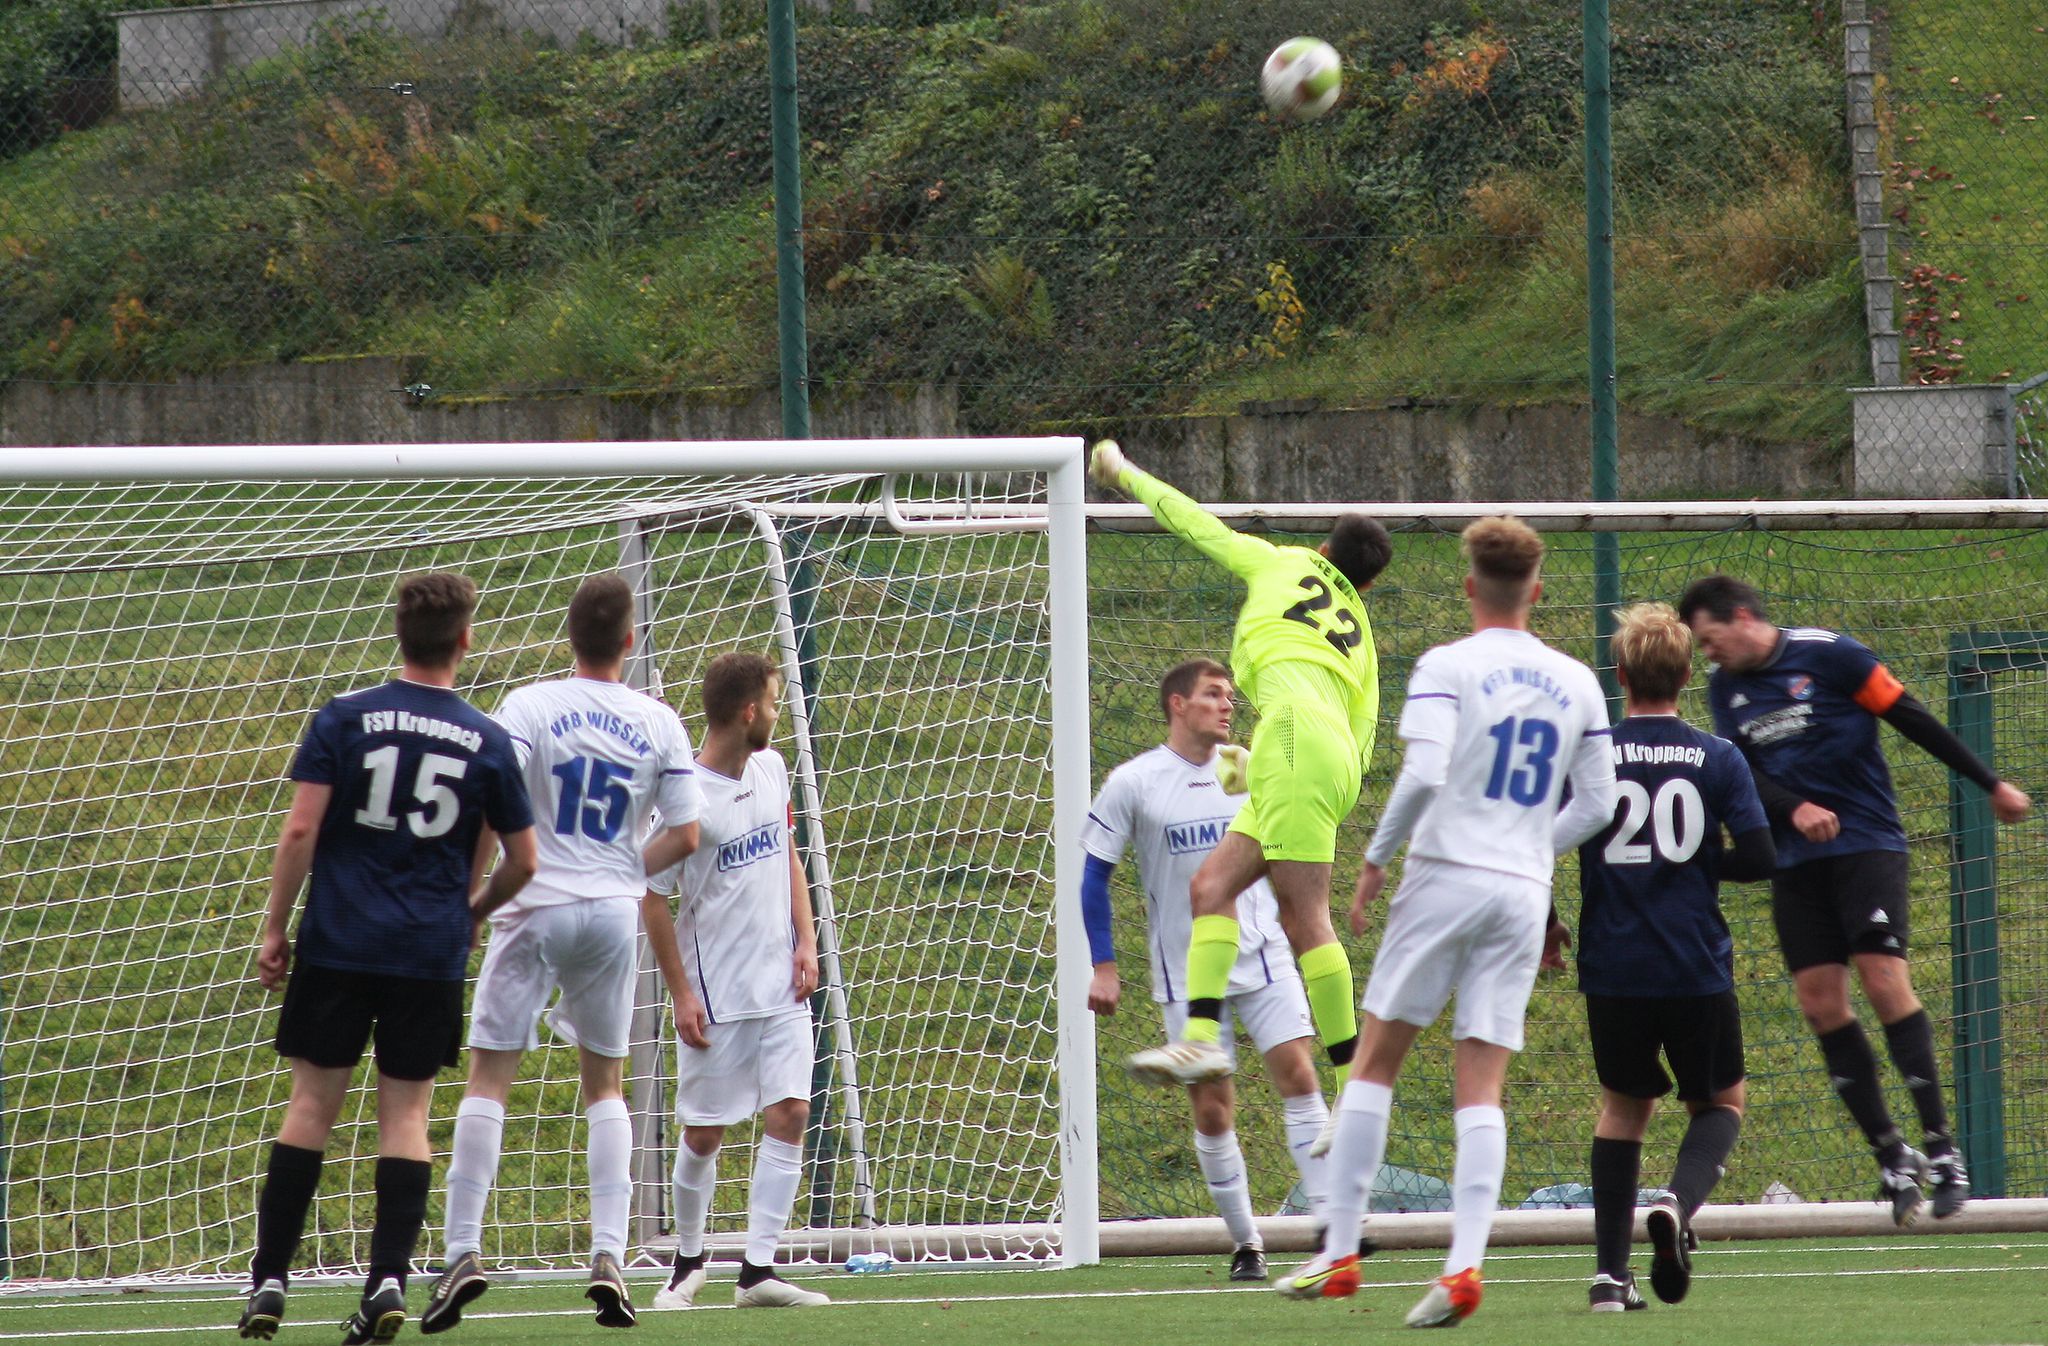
left=10, top=1, right=2041, bottom=495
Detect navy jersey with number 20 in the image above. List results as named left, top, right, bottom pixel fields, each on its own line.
left=1576, top=715, right=1768, bottom=998
left=289, top=679, right=533, bottom=980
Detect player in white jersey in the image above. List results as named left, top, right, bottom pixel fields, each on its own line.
left=643, top=652, right=828, bottom=1311
left=423, top=574, right=703, bottom=1335
left=1083, top=658, right=1347, bottom=1282
left=1278, top=517, right=1617, bottom=1328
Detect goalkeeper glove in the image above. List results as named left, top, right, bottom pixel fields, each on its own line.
left=1088, top=439, right=1130, bottom=488
left=1215, top=742, right=1250, bottom=795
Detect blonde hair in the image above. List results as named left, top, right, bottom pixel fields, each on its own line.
left=1461, top=515, right=1544, bottom=612
left=1612, top=601, right=1694, bottom=702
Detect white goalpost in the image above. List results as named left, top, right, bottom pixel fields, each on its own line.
left=3, top=444, right=2047, bottom=1290
left=0, top=439, right=1097, bottom=1283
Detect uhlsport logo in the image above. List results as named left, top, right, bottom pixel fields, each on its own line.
left=716, top=822, right=783, bottom=872
left=1164, top=816, right=1235, bottom=856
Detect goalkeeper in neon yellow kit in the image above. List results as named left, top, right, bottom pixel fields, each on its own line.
left=1092, top=441, right=1392, bottom=1088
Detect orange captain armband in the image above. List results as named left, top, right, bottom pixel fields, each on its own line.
left=1854, top=664, right=1905, bottom=714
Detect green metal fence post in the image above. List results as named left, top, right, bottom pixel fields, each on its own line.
left=1583, top=0, right=1622, bottom=710
left=1948, top=634, right=2006, bottom=1197
left=768, top=0, right=835, bottom=1221
left=769, top=0, right=809, bottom=443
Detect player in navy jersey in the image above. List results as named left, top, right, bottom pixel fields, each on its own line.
left=1571, top=603, right=1774, bottom=1312
left=1680, top=574, right=2031, bottom=1226
left=238, top=574, right=538, bottom=1344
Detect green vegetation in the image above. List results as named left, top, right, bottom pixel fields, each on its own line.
left=1, top=0, right=1862, bottom=444
left=6, top=505, right=2047, bottom=1278
left=1884, top=0, right=2048, bottom=385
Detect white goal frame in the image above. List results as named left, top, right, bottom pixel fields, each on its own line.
left=7, top=445, right=2048, bottom=1286
left=0, top=437, right=1101, bottom=1275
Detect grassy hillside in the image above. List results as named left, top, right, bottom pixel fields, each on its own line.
left=0, top=0, right=1863, bottom=445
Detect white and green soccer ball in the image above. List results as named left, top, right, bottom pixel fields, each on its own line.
left=1260, top=37, right=1342, bottom=122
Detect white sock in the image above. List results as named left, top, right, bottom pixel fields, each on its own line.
left=671, top=1144, right=719, bottom=1259
left=586, top=1098, right=632, bottom=1262
left=443, top=1097, right=507, bottom=1260
left=1320, top=1080, right=1392, bottom=1263
left=1193, top=1130, right=1259, bottom=1249
left=1446, top=1105, right=1507, bottom=1276
left=1281, top=1092, right=1331, bottom=1225
left=745, top=1136, right=805, bottom=1267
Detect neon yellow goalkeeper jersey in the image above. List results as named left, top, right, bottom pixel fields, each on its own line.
left=1123, top=467, right=1378, bottom=773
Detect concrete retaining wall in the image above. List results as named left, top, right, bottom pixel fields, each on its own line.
left=117, top=0, right=672, bottom=107
left=2, top=363, right=1847, bottom=502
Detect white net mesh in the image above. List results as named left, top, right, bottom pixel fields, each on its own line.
left=0, top=465, right=1065, bottom=1281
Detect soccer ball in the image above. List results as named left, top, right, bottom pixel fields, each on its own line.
left=1261, top=37, right=1342, bottom=122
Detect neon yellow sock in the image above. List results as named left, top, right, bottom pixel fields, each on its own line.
left=1297, top=941, right=1358, bottom=1054
left=1184, top=913, right=1241, bottom=1005
left=1182, top=1015, right=1221, bottom=1045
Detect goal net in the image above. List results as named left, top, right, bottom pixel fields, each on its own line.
left=0, top=441, right=1095, bottom=1283
left=1087, top=502, right=2048, bottom=1229
left=5, top=458, right=2047, bottom=1286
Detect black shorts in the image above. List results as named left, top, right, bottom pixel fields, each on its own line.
left=1771, top=850, right=1911, bottom=973
left=1585, top=991, right=1745, bottom=1103
left=275, top=959, right=464, bottom=1081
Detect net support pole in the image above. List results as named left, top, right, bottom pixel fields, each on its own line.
left=618, top=516, right=674, bottom=1251
left=1948, top=633, right=2024, bottom=1198
left=751, top=508, right=880, bottom=1229
left=1583, top=0, right=1623, bottom=709
left=1047, top=452, right=1099, bottom=1267
left=768, top=0, right=810, bottom=442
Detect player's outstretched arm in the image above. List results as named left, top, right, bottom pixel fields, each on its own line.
left=1090, top=440, right=1275, bottom=578
left=1878, top=692, right=2033, bottom=823
left=258, top=782, right=329, bottom=989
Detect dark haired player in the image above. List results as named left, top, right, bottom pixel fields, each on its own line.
left=238, top=573, right=537, bottom=1343
left=1573, top=602, right=1774, bottom=1313
left=1089, top=440, right=1392, bottom=1094
left=423, top=573, right=703, bottom=1334
left=1680, top=574, right=2031, bottom=1224
left=1081, top=657, right=1336, bottom=1281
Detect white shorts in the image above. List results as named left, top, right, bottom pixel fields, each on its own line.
left=468, top=899, right=639, bottom=1059
left=1162, top=977, right=1315, bottom=1062
left=1361, top=857, right=1548, bottom=1051
left=675, top=1009, right=814, bottom=1127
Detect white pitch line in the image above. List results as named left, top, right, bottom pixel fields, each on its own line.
left=15, top=1260, right=2048, bottom=1341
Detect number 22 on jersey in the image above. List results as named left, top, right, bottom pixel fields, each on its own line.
left=1280, top=575, right=1364, bottom=655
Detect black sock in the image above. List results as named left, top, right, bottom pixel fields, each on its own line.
left=1815, top=1021, right=1905, bottom=1165
left=368, top=1157, right=433, bottom=1291
left=1589, top=1137, right=1640, bottom=1280
left=252, top=1143, right=325, bottom=1287
left=1668, top=1107, right=1742, bottom=1216
left=672, top=1249, right=707, bottom=1278
left=1326, top=1035, right=1357, bottom=1069
left=736, top=1259, right=775, bottom=1289
left=1881, top=1010, right=1954, bottom=1157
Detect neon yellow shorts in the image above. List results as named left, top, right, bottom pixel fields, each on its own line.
left=1226, top=699, right=1362, bottom=865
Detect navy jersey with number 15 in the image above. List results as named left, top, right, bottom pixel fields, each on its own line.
left=1575, top=715, right=1767, bottom=998
left=289, top=679, right=533, bottom=981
